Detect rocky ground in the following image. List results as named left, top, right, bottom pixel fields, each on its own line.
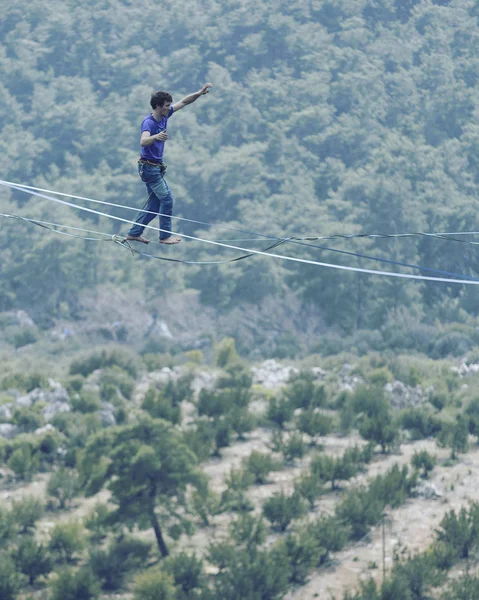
left=2, top=357, right=479, bottom=599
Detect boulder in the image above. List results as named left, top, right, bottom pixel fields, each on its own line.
left=0, top=403, right=13, bottom=421
left=0, top=424, right=20, bottom=439
left=384, top=381, right=427, bottom=409
left=42, top=402, right=71, bottom=422
left=415, top=481, right=442, bottom=499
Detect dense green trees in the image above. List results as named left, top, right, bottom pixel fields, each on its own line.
left=1, top=0, right=479, bottom=352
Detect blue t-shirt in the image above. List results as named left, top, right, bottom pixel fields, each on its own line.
left=140, top=106, right=174, bottom=162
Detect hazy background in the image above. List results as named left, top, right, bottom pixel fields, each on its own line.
left=1, top=0, right=479, bottom=360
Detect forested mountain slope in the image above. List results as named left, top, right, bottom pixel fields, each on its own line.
left=1, top=0, right=479, bottom=355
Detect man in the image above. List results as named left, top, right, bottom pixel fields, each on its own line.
left=126, top=83, right=213, bottom=245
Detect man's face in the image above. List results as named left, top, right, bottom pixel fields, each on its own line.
left=160, top=102, right=172, bottom=116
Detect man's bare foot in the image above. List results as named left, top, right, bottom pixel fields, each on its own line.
left=126, top=234, right=150, bottom=244
left=160, top=236, right=181, bottom=245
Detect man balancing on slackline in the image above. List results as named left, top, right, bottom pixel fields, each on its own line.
left=125, top=83, right=213, bottom=245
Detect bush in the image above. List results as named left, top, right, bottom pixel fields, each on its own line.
left=243, top=450, right=280, bottom=484
left=89, top=536, right=151, bottom=591
left=12, top=536, right=52, bottom=585
left=0, top=554, right=21, bottom=600
left=47, top=468, right=80, bottom=509
left=229, top=406, right=256, bottom=440
left=281, top=530, right=324, bottom=584
left=433, top=504, right=479, bottom=569
left=285, top=370, right=323, bottom=409
left=294, top=472, right=324, bottom=508
left=49, top=520, right=86, bottom=563
left=281, top=432, right=306, bottom=463
left=11, top=496, right=44, bottom=533
left=164, top=552, right=204, bottom=598
left=70, top=349, right=138, bottom=378
left=142, top=387, right=181, bottom=425
left=0, top=372, right=47, bottom=392
left=83, top=503, right=111, bottom=543
left=431, top=331, right=475, bottom=359
left=141, top=352, right=174, bottom=371
left=266, top=396, right=294, bottom=429
left=99, top=366, right=135, bottom=400
left=296, top=409, right=333, bottom=441
left=369, top=367, right=394, bottom=386
left=197, top=388, right=229, bottom=418
left=263, top=491, right=306, bottom=531
left=401, top=408, right=442, bottom=440
left=50, top=566, right=100, bottom=600
left=0, top=507, right=14, bottom=543
left=133, top=568, right=177, bottom=600
left=70, top=390, right=102, bottom=413
left=183, top=419, right=216, bottom=461
left=309, top=515, right=350, bottom=560
left=7, top=445, right=39, bottom=480
left=191, top=482, right=222, bottom=526
left=442, top=573, right=479, bottom=599
left=13, top=327, right=39, bottom=348
left=215, top=337, right=239, bottom=367
left=412, top=450, right=436, bottom=479
left=11, top=407, right=43, bottom=433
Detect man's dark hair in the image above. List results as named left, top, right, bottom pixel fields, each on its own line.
left=150, top=91, right=173, bottom=109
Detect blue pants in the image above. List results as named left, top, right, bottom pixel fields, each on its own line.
left=128, top=162, right=173, bottom=240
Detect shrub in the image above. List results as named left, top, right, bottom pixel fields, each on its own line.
left=0, top=554, right=21, bottom=600
left=0, top=507, right=14, bottom=543
left=12, top=407, right=43, bottom=433
left=89, top=536, right=152, bottom=591
left=431, top=331, right=474, bottom=359
left=191, top=483, right=222, bottom=526
left=281, top=432, right=306, bottom=463
left=412, top=450, right=436, bottom=479
left=183, top=419, right=216, bottom=461
left=433, top=504, right=479, bottom=569
left=142, top=387, right=181, bottom=425
left=70, top=349, right=138, bottom=378
left=281, top=530, right=324, bottom=584
left=13, top=327, right=39, bottom=348
left=70, top=390, right=102, bottom=413
left=0, top=372, right=47, bottom=392
left=49, top=520, right=86, bottom=563
left=7, top=445, right=39, bottom=480
left=133, top=568, right=177, bottom=600
left=442, top=573, right=479, bottom=599
left=263, top=490, right=306, bottom=531
left=285, top=370, right=319, bottom=409
left=369, top=367, right=394, bottom=386
left=99, top=366, right=135, bottom=400
left=296, top=409, right=333, bottom=441
left=197, top=388, right=229, bottom=418
left=47, top=468, right=80, bottom=509
left=294, top=472, right=324, bottom=508
left=50, top=566, right=100, bottom=600
left=164, top=552, right=204, bottom=598
left=11, top=496, right=44, bottom=533
left=215, top=337, right=239, bottom=367
left=229, top=406, right=256, bottom=440
left=214, top=419, right=232, bottom=456
left=401, top=408, right=442, bottom=440
left=309, top=516, right=350, bottom=560
left=266, top=396, right=294, bottom=429
left=243, top=450, right=280, bottom=484
left=12, top=536, right=52, bottom=585
left=83, top=503, right=111, bottom=543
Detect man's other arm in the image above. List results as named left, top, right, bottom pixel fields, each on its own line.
left=173, top=83, right=213, bottom=112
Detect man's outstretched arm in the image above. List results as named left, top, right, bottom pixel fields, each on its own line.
left=172, top=83, right=213, bottom=112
